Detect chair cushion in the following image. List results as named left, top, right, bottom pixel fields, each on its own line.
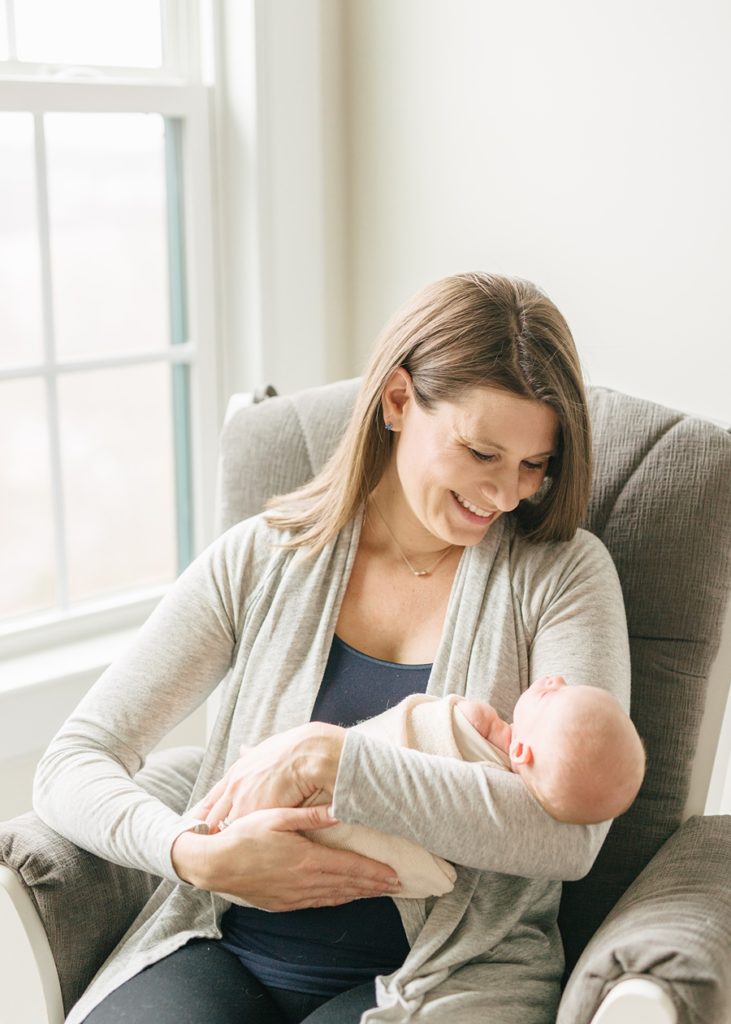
left=558, top=815, right=731, bottom=1024
left=0, top=745, right=203, bottom=1013
left=216, top=378, right=361, bottom=532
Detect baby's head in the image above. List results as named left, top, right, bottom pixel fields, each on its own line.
left=509, top=676, right=645, bottom=824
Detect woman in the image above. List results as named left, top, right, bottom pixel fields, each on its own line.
left=34, top=273, right=630, bottom=1023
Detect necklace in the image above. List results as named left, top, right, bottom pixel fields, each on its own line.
left=369, top=500, right=456, bottom=577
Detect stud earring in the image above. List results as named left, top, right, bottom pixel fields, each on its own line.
left=385, top=421, right=394, bottom=431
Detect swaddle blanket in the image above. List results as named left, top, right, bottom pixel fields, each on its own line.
left=303, top=693, right=511, bottom=898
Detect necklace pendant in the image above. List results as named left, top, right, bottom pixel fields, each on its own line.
left=413, top=569, right=429, bottom=577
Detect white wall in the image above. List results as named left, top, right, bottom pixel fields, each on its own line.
left=343, top=0, right=731, bottom=423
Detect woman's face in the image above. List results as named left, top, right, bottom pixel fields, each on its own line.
left=380, top=374, right=559, bottom=550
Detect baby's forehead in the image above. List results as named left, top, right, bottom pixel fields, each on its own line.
left=540, top=685, right=612, bottom=728
left=560, top=684, right=616, bottom=709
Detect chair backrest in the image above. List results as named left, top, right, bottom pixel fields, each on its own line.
left=217, top=379, right=731, bottom=973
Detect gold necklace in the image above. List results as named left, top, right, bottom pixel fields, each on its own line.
left=370, top=500, right=456, bottom=577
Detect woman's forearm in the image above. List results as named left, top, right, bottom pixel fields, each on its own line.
left=331, top=731, right=609, bottom=881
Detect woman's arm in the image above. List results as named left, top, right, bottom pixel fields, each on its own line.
left=332, top=735, right=607, bottom=879
left=32, top=525, right=248, bottom=882
left=194, top=714, right=605, bottom=881
left=32, top=522, right=402, bottom=905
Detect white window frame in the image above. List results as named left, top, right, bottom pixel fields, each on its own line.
left=0, top=17, right=222, bottom=666
left=0, top=0, right=203, bottom=80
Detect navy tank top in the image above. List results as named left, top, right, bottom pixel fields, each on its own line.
left=220, top=634, right=432, bottom=995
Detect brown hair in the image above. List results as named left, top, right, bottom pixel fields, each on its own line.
left=266, top=272, right=591, bottom=549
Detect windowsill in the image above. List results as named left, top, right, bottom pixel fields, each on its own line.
left=0, top=624, right=143, bottom=760
left=0, top=616, right=209, bottom=814
left=0, top=586, right=167, bottom=662
left=0, top=626, right=138, bottom=696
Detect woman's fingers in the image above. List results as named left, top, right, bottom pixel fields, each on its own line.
left=268, top=802, right=339, bottom=833
left=267, top=806, right=401, bottom=889
left=197, top=778, right=230, bottom=831
left=197, top=804, right=401, bottom=912
left=205, top=789, right=234, bottom=832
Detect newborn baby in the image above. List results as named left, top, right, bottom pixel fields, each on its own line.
left=297, top=676, right=645, bottom=898
left=461, top=674, right=646, bottom=824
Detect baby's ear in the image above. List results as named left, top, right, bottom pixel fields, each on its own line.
left=509, top=738, right=534, bottom=766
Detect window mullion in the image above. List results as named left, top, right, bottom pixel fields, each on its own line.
left=0, top=344, right=196, bottom=383
left=165, top=117, right=194, bottom=571
left=34, top=112, right=70, bottom=610
left=5, top=0, right=17, bottom=61
left=160, top=0, right=199, bottom=80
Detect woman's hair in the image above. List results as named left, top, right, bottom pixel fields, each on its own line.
left=265, top=272, right=591, bottom=549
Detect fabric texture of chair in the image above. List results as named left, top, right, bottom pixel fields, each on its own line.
left=559, top=814, right=731, bottom=1023
left=0, top=745, right=204, bottom=1014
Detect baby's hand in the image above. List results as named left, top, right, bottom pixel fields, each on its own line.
left=458, top=699, right=499, bottom=737
left=458, top=698, right=512, bottom=753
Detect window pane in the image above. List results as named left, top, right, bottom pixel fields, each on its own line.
left=14, top=0, right=162, bottom=67
left=0, top=113, right=44, bottom=368
left=45, top=113, right=170, bottom=361
left=0, top=379, right=56, bottom=619
left=58, top=363, right=177, bottom=602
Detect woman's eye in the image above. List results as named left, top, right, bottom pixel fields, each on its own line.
left=523, top=461, right=546, bottom=471
left=469, top=449, right=495, bottom=462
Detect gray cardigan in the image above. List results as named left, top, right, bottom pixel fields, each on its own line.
left=33, top=511, right=630, bottom=1023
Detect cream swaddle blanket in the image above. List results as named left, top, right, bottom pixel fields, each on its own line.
left=303, top=693, right=511, bottom=898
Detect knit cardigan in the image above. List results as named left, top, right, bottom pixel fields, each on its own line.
left=33, top=511, right=630, bottom=1023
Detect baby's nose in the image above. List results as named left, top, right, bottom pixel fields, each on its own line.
left=545, top=675, right=566, bottom=688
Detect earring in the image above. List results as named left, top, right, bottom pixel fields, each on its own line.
left=385, top=421, right=394, bottom=431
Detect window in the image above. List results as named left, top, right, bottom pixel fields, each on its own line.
left=0, top=1, right=220, bottom=657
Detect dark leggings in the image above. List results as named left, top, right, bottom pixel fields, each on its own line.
left=82, top=939, right=377, bottom=1024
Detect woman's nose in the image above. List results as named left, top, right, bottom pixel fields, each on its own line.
left=483, top=470, right=521, bottom=512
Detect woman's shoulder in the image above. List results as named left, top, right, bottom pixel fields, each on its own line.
left=507, top=523, right=619, bottom=589
left=191, top=513, right=295, bottom=592
left=207, top=513, right=356, bottom=589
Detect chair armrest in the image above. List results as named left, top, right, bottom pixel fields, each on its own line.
left=0, top=864, right=64, bottom=1024
left=0, top=745, right=204, bottom=1015
left=558, top=815, right=731, bottom=1024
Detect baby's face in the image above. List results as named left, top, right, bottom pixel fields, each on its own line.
left=512, top=675, right=568, bottom=740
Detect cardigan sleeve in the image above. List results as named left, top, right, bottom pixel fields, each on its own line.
left=330, top=530, right=630, bottom=881
left=32, top=521, right=261, bottom=883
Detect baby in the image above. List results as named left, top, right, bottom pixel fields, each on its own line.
left=297, top=676, right=645, bottom=898
left=460, top=674, right=646, bottom=825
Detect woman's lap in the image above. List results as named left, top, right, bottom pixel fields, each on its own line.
left=82, top=939, right=375, bottom=1024
left=80, top=937, right=557, bottom=1023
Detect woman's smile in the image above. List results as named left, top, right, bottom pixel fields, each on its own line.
left=451, top=490, right=498, bottom=522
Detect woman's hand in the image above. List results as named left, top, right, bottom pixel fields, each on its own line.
left=193, top=721, right=345, bottom=833
left=173, top=803, right=401, bottom=911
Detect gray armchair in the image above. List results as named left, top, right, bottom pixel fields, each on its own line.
left=2, top=381, right=730, bottom=1024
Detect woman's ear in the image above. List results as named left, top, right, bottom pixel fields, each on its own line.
left=381, top=367, right=414, bottom=430
left=509, top=737, right=534, bottom=767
